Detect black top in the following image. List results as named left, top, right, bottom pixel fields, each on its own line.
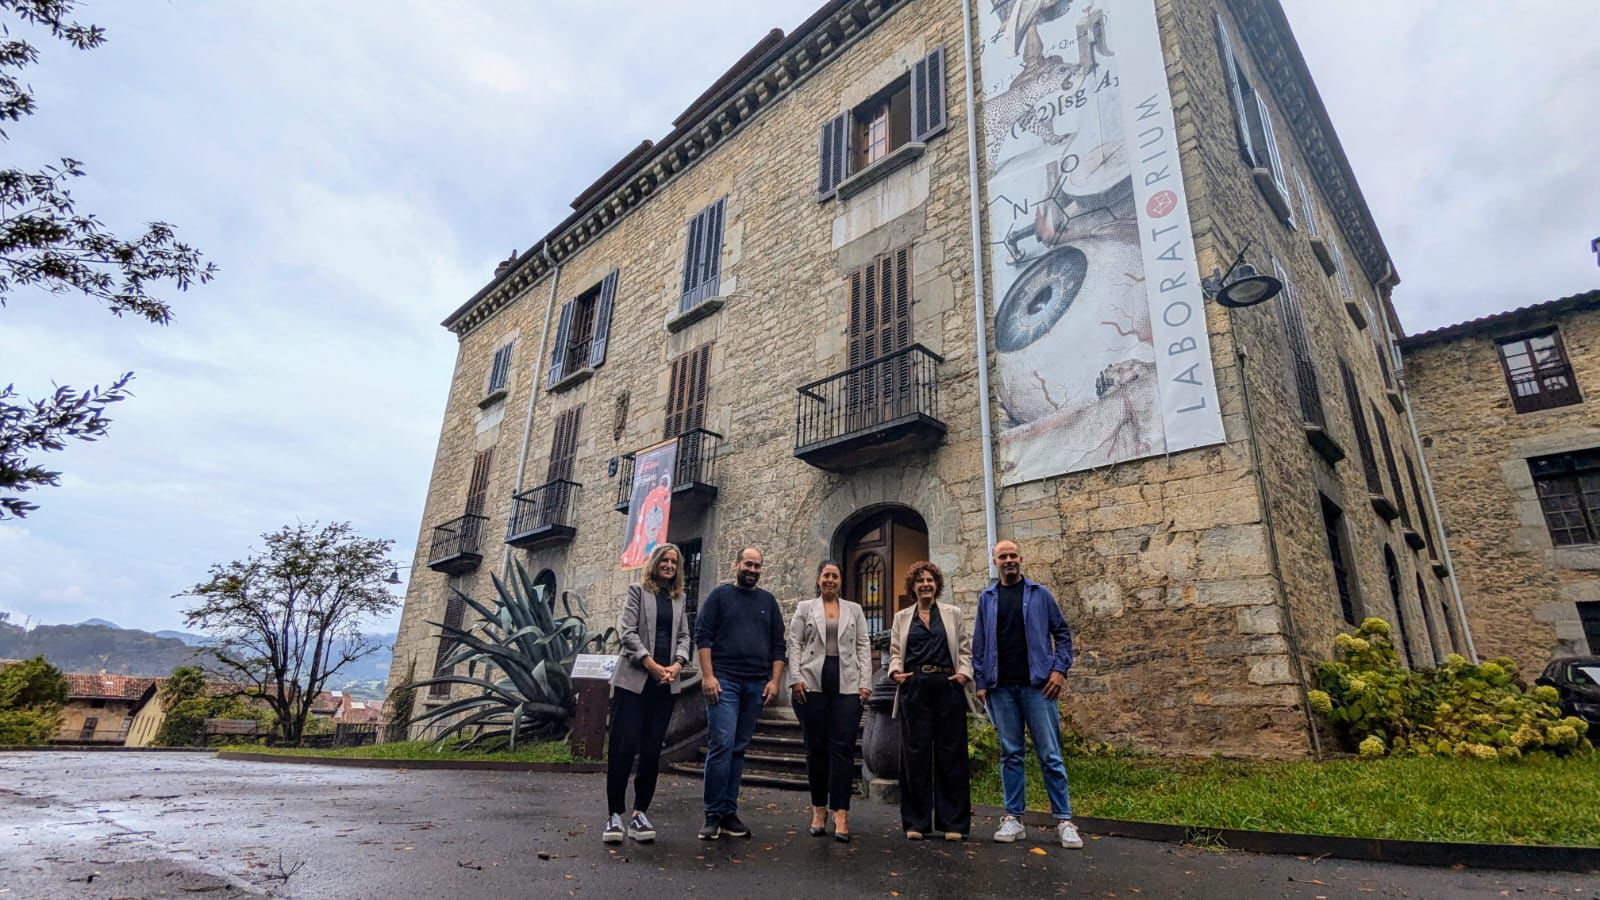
left=651, top=591, right=675, bottom=666
left=904, top=605, right=950, bottom=670
left=996, top=580, right=1029, bottom=686
left=693, top=583, right=785, bottom=681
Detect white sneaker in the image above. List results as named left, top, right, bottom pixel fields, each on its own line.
left=602, top=813, right=625, bottom=844
left=992, top=815, right=1026, bottom=843
left=1058, top=819, right=1083, bottom=849
left=627, top=811, right=656, bottom=842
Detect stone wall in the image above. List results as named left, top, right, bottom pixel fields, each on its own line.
left=1403, top=304, right=1600, bottom=677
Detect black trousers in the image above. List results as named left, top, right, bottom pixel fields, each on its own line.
left=606, top=681, right=677, bottom=815
left=897, top=673, right=971, bottom=834
left=797, top=656, right=862, bottom=810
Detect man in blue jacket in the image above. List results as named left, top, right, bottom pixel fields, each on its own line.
left=972, top=539, right=1081, bottom=849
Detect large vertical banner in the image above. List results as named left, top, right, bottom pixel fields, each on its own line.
left=620, top=441, right=676, bottom=570
left=980, top=0, right=1223, bottom=484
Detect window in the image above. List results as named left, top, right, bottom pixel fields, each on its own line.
left=1215, top=15, right=1292, bottom=223
left=547, top=407, right=582, bottom=484
left=465, top=448, right=493, bottom=519
left=1371, top=406, right=1411, bottom=527
left=487, top=341, right=514, bottom=396
left=817, top=47, right=946, bottom=198
left=1529, top=449, right=1600, bottom=546
left=547, top=271, right=619, bottom=387
left=1497, top=329, right=1581, bottom=413
left=665, top=344, right=712, bottom=439
left=1272, top=259, right=1326, bottom=429
left=1384, top=546, right=1413, bottom=669
left=1580, top=602, right=1600, bottom=655
left=429, top=592, right=466, bottom=698
left=1404, top=452, right=1436, bottom=551
left=90, top=698, right=107, bottom=709
left=1340, top=361, right=1383, bottom=496
left=80, top=717, right=99, bottom=740
left=1416, top=574, right=1440, bottom=666
left=680, top=198, right=726, bottom=312
left=1320, top=495, right=1357, bottom=624
left=680, top=538, right=704, bottom=647
left=1330, top=244, right=1354, bottom=299
left=1293, top=169, right=1319, bottom=238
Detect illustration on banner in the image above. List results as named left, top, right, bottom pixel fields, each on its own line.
left=982, top=0, right=1222, bottom=484
left=620, top=440, right=676, bottom=570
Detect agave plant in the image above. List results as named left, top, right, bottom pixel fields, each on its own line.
left=405, top=562, right=617, bottom=751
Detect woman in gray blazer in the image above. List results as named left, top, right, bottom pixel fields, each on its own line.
left=786, top=560, right=871, bottom=841
left=604, top=543, right=691, bottom=845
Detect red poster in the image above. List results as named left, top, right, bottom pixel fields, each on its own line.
left=620, top=440, right=676, bottom=570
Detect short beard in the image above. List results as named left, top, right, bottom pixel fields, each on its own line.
left=736, top=570, right=759, bottom=588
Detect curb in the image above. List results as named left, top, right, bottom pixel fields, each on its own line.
left=973, top=804, right=1600, bottom=874
left=216, top=750, right=605, bottom=774
left=1, top=745, right=214, bottom=753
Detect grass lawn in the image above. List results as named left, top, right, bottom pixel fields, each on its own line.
left=220, top=739, right=575, bottom=764
left=972, top=752, right=1600, bottom=847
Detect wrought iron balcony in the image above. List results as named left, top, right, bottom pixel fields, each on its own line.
left=427, top=514, right=488, bottom=575
left=614, top=429, right=722, bottom=515
left=506, top=480, right=580, bottom=550
left=794, top=344, right=946, bottom=471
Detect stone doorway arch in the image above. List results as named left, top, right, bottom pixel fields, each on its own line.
left=833, top=505, right=930, bottom=640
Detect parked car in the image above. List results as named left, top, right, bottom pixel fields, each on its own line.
left=1535, top=656, right=1600, bottom=740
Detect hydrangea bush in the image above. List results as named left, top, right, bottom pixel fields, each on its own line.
left=1308, top=618, right=1590, bottom=760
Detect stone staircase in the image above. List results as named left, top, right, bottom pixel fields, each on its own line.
left=668, top=709, right=865, bottom=792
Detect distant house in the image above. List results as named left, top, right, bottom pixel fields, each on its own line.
left=124, top=681, right=165, bottom=747
left=55, top=673, right=157, bottom=744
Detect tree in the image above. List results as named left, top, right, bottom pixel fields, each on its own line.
left=179, top=522, right=397, bottom=746
left=0, top=0, right=216, bottom=518
left=159, top=664, right=207, bottom=709
left=0, top=654, right=68, bottom=744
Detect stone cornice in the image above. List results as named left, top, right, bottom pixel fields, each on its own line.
left=442, top=0, right=912, bottom=338
left=1227, top=0, right=1398, bottom=290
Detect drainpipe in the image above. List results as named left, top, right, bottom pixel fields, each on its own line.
left=960, top=0, right=1000, bottom=578
left=503, top=242, right=563, bottom=582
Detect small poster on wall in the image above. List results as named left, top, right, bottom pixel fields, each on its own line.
left=620, top=439, right=677, bottom=570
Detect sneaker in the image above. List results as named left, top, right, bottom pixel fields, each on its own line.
left=993, top=815, right=1026, bottom=843
left=602, top=813, right=625, bottom=844
left=1058, top=819, right=1084, bottom=849
left=697, top=815, right=721, bottom=841
left=627, top=811, right=656, bottom=843
left=719, top=813, right=751, bottom=839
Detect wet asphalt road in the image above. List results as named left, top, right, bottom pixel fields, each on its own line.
left=1, top=752, right=1596, bottom=899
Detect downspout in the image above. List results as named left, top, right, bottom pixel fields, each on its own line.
left=503, top=241, right=563, bottom=582
left=960, top=0, right=999, bottom=576
left=1399, top=389, right=1475, bottom=661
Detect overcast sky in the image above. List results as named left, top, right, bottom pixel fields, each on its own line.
left=1, top=1, right=1595, bottom=636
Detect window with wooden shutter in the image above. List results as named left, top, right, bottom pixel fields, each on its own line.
left=1331, top=245, right=1354, bottom=298
left=1214, top=15, right=1255, bottom=165
left=1373, top=334, right=1395, bottom=390
left=911, top=45, right=947, bottom=142
left=1341, top=361, right=1383, bottom=495
left=465, top=448, right=493, bottom=518
left=664, top=344, right=712, bottom=440
left=1271, top=260, right=1325, bottom=427
left=1293, top=169, right=1319, bottom=238
left=588, top=270, right=618, bottom=369
left=1371, top=407, right=1410, bottom=526
left=1253, top=92, right=1289, bottom=208
left=488, top=341, right=514, bottom=395
left=1215, top=14, right=1291, bottom=222
left=546, top=407, right=582, bottom=483
left=846, top=247, right=913, bottom=427
left=1529, top=450, right=1600, bottom=546
left=1404, top=452, right=1436, bottom=550
left=1497, top=329, right=1581, bottom=413
left=430, top=592, right=466, bottom=697
left=818, top=113, right=848, bottom=198
left=680, top=199, right=725, bottom=312
left=1320, top=494, right=1357, bottom=625
left=547, top=300, right=576, bottom=388
left=1383, top=546, right=1415, bottom=669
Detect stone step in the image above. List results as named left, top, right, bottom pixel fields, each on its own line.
left=667, top=762, right=812, bottom=792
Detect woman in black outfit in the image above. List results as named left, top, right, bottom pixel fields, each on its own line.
left=786, top=560, right=871, bottom=841
left=603, top=543, right=691, bottom=844
left=888, top=560, right=974, bottom=841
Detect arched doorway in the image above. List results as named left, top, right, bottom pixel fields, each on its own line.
left=835, top=506, right=929, bottom=641
left=1383, top=547, right=1413, bottom=669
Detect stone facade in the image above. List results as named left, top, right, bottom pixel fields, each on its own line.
left=1401, top=292, right=1600, bottom=678
left=387, top=0, right=1460, bottom=758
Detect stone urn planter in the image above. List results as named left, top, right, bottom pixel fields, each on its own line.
left=860, top=670, right=901, bottom=783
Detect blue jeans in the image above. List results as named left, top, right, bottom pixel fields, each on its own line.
left=702, top=676, right=766, bottom=818
left=985, top=684, right=1072, bottom=819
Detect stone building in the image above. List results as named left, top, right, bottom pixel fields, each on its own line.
left=1401, top=290, right=1600, bottom=676
left=388, top=0, right=1463, bottom=758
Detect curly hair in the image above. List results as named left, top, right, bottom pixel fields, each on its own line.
left=641, top=543, right=684, bottom=599
left=904, top=560, right=943, bottom=602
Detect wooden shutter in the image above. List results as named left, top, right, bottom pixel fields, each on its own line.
left=911, top=46, right=947, bottom=141
left=1293, top=170, right=1319, bottom=237
left=680, top=199, right=725, bottom=312
left=588, top=270, right=618, bottom=369
left=1404, top=452, right=1436, bottom=549
left=1255, top=91, right=1289, bottom=203
left=1331, top=245, right=1353, bottom=297
left=818, top=112, right=848, bottom=198
left=465, top=448, right=493, bottom=518
left=547, top=300, right=576, bottom=387
left=1214, top=15, right=1255, bottom=165
left=1372, top=407, right=1411, bottom=526
left=1272, top=260, right=1325, bottom=427
left=488, top=342, right=514, bottom=393
left=546, top=406, right=582, bottom=483
left=665, top=344, right=712, bottom=439
left=1341, top=361, right=1383, bottom=494
left=430, top=592, right=466, bottom=696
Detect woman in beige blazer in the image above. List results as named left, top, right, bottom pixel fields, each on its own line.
left=603, top=543, right=691, bottom=845
left=888, top=560, right=973, bottom=841
left=787, top=560, right=871, bottom=841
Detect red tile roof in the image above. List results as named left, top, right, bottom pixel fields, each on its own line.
left=1400, top=290, right=1600, bottom=349
left=62, top=673, right=158, bottom=701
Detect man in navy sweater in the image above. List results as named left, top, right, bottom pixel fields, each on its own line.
left=694, top=546, right=785, bottom=840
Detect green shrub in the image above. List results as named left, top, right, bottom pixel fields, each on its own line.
left=155, top=695, right=274, bottom=747
left=1312, top=618, right=1588, bottom=760
left=0, top=656, right=66, bottom=745
left=968, top=704, right=1116, bottom=767
left=0, top=705, right=61, bottom=744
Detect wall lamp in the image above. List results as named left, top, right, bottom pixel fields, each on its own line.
left=1202, top=240, right=1282, bottom=309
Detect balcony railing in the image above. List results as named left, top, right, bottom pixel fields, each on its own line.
left=427, top=514, right=488, bottom=575
left=506, top=480, right=580, bottom=550
left=794, top=344, right=946, bottom=471
left=614, top=429, right=722, bottom=514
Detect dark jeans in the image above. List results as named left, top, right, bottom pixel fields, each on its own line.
left=797, top=656, right=861, bottom=810
left=703, top=675, right=766, bottom=818
left=606, top=681, right=677, bottom=816
left=897, top=673, right=970, bottom=834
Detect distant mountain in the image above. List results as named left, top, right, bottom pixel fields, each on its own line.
left=153, top=630, right=210, bottom=646
left=77, top=618, right=122, bottom=629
